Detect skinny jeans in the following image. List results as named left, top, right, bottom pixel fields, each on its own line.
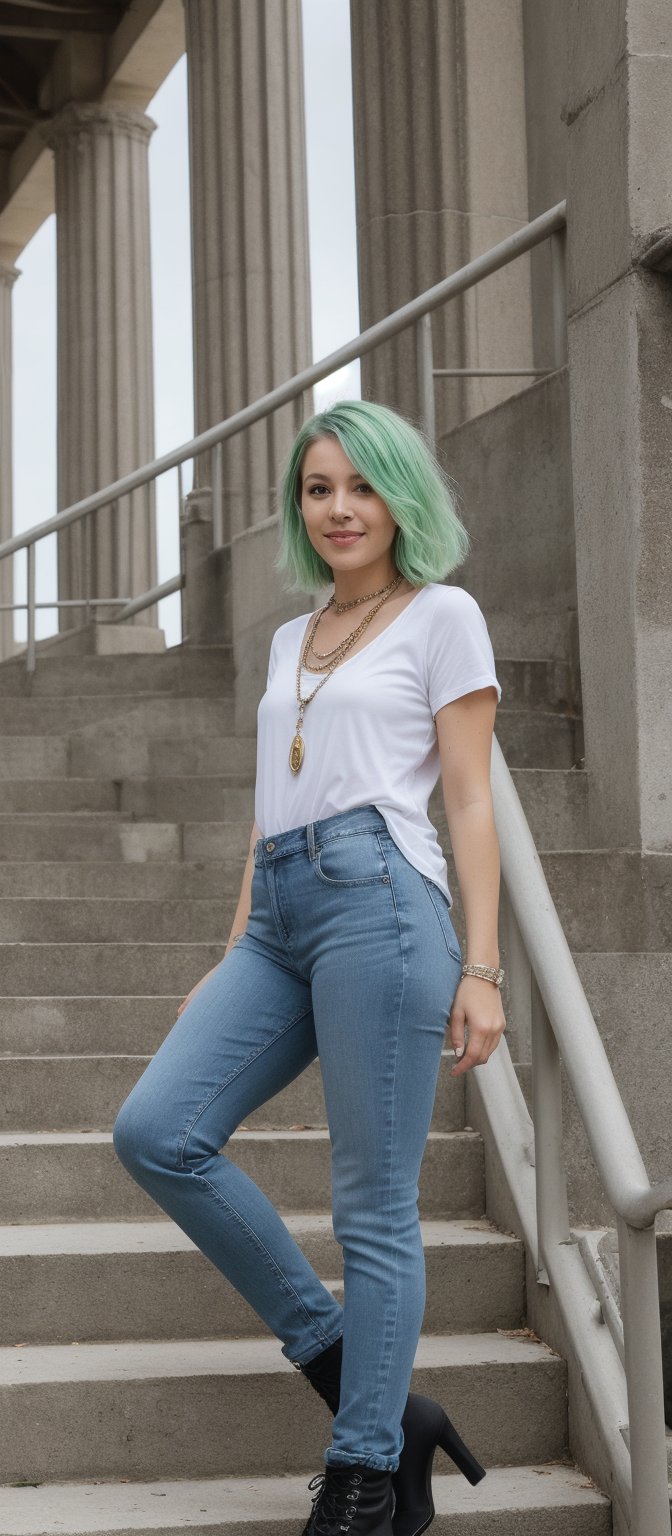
left=112, top=804, right=464, bottom=1472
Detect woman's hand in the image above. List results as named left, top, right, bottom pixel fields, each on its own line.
left=449, top=975, right=506, bottom=1076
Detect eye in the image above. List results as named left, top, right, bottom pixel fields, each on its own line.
left=305, top=482, right=373, bottom=496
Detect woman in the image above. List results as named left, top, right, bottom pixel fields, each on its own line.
left=112, top=398, right=507, bottom=1536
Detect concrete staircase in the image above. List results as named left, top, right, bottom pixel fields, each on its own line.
left=0, top=646, right=612, bottom=1534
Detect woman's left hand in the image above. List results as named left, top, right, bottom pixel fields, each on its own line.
left=449, top=976, right=506, bottom=1076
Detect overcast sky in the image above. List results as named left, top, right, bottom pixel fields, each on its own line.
left=11, top=0, right=360, bottom=647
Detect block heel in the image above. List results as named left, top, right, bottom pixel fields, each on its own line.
left=435, top=1408, right=486, bottom=1485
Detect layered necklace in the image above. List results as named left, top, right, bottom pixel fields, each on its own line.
left=289, top=571, right=405, bottom=774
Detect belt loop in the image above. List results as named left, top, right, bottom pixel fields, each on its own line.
left=306, top=820, right=316, bottom=861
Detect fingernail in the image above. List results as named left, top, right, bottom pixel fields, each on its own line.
left=455, top=1046, right=465, bottom=1058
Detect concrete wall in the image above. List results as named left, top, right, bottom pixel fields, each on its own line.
left=521, top=0, right=569, bottom=367
left=437, top=365, right=578, bottom=670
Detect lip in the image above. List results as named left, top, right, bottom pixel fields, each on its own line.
left=326, top=532, right=364, bottom=544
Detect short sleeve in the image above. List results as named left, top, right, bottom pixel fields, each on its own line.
left=265, top=631, right=279, bottom=689
left=425, top=588, right=501, bottom=719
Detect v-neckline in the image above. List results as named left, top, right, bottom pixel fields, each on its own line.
left=298, top=584, right=431, bottom=676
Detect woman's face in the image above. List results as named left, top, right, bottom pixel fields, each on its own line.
left=299, top=434, right=399, bottom=573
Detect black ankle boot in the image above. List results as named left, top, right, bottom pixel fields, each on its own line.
left=302, top=1462, right=395, bottom=1535
left=292, top=1335, right=486, bottom=1536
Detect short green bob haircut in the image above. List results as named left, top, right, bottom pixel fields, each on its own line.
left=273, top=397, right=471, bottom=593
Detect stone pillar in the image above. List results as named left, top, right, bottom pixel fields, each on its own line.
left=349, top=0, right=533, bottom=433
left=565, top=3, right=672, bottom=851
left=41, top=103, right=158, bottom=633
left=183, top=0, right=313, bottom=537
left=0, top=259, right=19, bottom=661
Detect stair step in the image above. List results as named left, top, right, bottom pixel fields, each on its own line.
left=0, top=1463, right=610, bottom=1536
left=0, top=941, right=226, bottom=995
left=0, top=1216, right=524, bottom=1345
left=0, top=779, right=255, bottom=816
left=0, top=1128, right=484, bottom=1222
left=0, top=861, right=237, bottom=898
left=0, top=820, right=251, bottom=862
left=0, top=773, right=584, bottom=835
left=0, top=1333, right=568, bottom=1484
left=0, top=734, right=257, bottom=780
left=0, top=1044, right=467, bottom=1134
left=0, top=849, right=667, bottom=945
left=66, top=713, right=578, bottom=777
left=0, top=694, right=237, bottom=736
left=0, top=897, right=234, bottom=943
left=76, top=734, right=258, bottom=779
left=0, top=648, right=233, bottom=697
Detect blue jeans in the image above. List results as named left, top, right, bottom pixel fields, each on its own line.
left=112, top=804, right=463, bottom=1472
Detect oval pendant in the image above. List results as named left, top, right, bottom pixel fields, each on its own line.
left=289, top=733, right=305, bottom=774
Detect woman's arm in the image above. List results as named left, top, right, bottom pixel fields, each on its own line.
left=434, top=686, right=506, bottom=1076
left=176, top=819, right=263, bottom=1019
left=225, top=818, right=263, bottom=954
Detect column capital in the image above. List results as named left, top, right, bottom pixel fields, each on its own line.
left=39, top=100, right=157, bottom=153
left=0, top=260, right=20, bottom=290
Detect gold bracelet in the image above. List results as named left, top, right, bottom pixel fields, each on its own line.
left=461, top=962, right=505, bottom=988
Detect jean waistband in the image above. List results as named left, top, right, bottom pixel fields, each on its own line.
left=253, top=804, right=388, bottom=867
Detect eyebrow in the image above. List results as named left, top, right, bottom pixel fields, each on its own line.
left=304, top=471, right=365, bottom=483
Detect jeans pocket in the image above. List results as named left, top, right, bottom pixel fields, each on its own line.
left=312, top=829, right=391, bottom=888
left=420, top=874, right=463, bottom=964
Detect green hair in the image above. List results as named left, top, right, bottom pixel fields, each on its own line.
left=273, top=398, right=471, bottom=593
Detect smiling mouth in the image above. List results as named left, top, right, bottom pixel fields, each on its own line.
left=326, top=532, right=363, bottom=540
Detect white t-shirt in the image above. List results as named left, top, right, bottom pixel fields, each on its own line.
left=255, top=582, right=501, bottom=907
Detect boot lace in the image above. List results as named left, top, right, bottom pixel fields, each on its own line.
left=304, top=1466, right=363, bottom=1534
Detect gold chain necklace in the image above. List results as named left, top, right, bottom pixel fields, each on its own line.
left=289, top=573, right=404, bottom=774
left=305, top=574, right=402, bottom=665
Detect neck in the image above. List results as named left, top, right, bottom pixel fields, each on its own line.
left=330, top=562, right=402, bottom=607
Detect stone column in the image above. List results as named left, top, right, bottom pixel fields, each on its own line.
left=349, top=0, right=533, bottom=433
left=183, top=0, right=313, bottom=536
left=42, top=103, right=158, bottom=633
left=0, top=259, right=19, bottom=660
left=565, top=3, right=672, bottom=851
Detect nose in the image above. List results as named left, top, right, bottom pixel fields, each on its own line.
left=331, top=488, right=352, bottom=516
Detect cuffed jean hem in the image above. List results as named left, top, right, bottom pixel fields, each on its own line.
left=324, top=1449, right=400, bottom=1472
left=290, top=1328, right=344, bottom=1369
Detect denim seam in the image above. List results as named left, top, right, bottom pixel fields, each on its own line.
left=260, top=819, right=387, bottom=868
left=311, top=829, right=390, bottom=889
left=420, top=874, right=462, bottom=964
left=175, top=1003, right=314, bottom=1169
left=360, top=841, right=406, bottom=1453
left=193, top=1168, right=337, bottom=1351
left=176, top=1004, right=339, bottom=1352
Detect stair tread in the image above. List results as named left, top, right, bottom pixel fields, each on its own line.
left=0, top=1128, right=475, bottom=1146
left=0, top=1215, right=520, bottom=1257
left=0, top=1463, right=610, bottom=1532
left=0, top=1331, right=564, bottom=1386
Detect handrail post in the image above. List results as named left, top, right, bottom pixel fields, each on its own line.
left=416, top=313, right=436, bottom=450
left=177, top=462, right=186, bottom=644
left=26, top=542, right=36, bottom=674
left=617, top=1214, right=671, bottom=1535
left=550, top=228, right=568, bottom=370
left=530, top=971, right=571, bottom=1284
left=212, top=441, right=225, bottom=549
left=500, top=885, right=532, bottom=1060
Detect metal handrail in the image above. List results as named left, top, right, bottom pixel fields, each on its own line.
left=0, top=199, right=567, bottom=669
left=481, top=734, right=672, bottom=1534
